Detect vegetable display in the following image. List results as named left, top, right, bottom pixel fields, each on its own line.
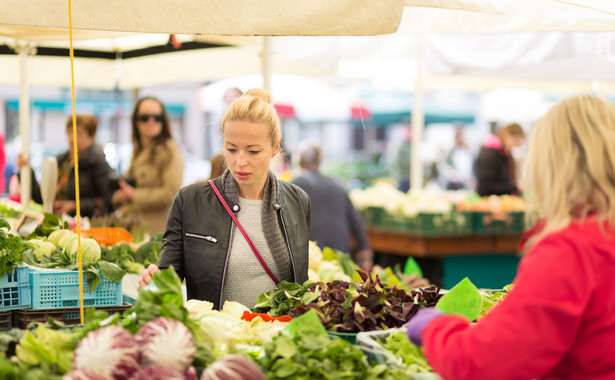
left=201, top=354, right=265, bottom=380
left=479, top=284, right=512, bottom=318
left=0, top=231, right=514, bottom=380
left=71, top=325, right=140, bottom=379
left=14, top=323, right=76, bottom=375
left=256, top=311, right=406, bottom=380
left=135, top=317, right=196, bottom=373
left=0, top=218, right=31, bottom=278
left=253, top=281, right=313, bottom=317
left=133, top=232, right=163, bottom=267
left=22, top=227, right=126, bottom=291
left=380, top=332, right=433, bottom=373
left=289, top=271, right=441, bottom=332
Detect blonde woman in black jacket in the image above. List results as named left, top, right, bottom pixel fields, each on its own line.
left=138, top=89, right=310, bottom=310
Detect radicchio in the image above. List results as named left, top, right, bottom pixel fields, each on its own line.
left=73, top=326, right=140, bottom=380
left=135, top=317, right=196, bottom=372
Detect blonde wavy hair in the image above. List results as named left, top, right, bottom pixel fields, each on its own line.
left=524, top=95, right=615, bottom=245
left=221, top=88, right=282, bottom=152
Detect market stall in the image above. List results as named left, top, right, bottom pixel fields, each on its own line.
left=0, top=215, right=510, bottom=378
left=350, top=182, right=525, bottom=289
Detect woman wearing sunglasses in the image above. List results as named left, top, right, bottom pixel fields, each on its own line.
left=113, top=96, right=184, bottom=236
left=137, top=89, right=310, bottom=310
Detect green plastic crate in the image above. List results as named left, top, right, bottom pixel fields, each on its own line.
left=360, top=207, right=386, bottom=227
left=395, top=212, right=473, bottom=236
left=327, top=330, right=358, bottom=344
left=473, top=211, right=524, bottom=235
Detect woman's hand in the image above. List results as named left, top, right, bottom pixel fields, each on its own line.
left=404, top=273, right=432, bottom=289
left=137, top=264, right=160, bottom=290
left=355, top=249, right=374, bottom=272
left=406, top=307, right=445, bottom=346
left=53, top=200, right=76, bottom=215
left=16, top=153, right=30, bottom=168
left=113, top=180, right=135, bottom=204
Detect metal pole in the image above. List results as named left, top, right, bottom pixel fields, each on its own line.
left=410, top=48, right=424, bottom=191
left=17, top=42, right=35, bottom=207
left=262, top=37, right=272, bottom=92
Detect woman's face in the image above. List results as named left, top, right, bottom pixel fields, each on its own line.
left=223, top=120, right=279, bottom=199
left=502, top=133, right=525, bottom=153
left=66, top=126, right=95, bottom=155
left=136, top=99, right=164, bottom=143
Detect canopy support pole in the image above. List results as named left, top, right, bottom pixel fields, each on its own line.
left=410, top=45, right=425, bottom=191
left=16, top=42, right=36, bottom=207
left=262, top=37, right=272, bottom=92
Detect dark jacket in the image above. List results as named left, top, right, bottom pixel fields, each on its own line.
left=157, top=176, right=310, bottom=310
left=292, top=170, right=369, bottom=254
left=30, top=144, right=114, bottom=217
left=475, top=146, right=518, bottom=196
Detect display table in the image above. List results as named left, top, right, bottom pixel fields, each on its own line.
left=367, top=228, right=521, bottom=257
left=367, top=228, right=522, bottom=289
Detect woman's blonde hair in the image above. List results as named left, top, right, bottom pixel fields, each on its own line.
left=221, top=88, right=281, bottom=149
left=524, top=95, right=615, bottom=244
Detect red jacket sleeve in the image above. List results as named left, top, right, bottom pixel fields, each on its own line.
left=421, top=234, right=593, bottom=380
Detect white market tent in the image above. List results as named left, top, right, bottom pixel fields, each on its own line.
left=2, top=0, right=615, bottom=192
left=0, top=0, right=404, bottom=204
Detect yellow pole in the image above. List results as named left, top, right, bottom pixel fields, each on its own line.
left=67, top=0, right=84, bottom=324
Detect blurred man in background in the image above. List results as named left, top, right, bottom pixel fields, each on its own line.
left=292, top=143, right=373, bottom=271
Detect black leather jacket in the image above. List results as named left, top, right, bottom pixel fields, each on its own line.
left=157, top=176, right=311, bottom=310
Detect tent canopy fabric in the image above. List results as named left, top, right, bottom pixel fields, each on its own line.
left=0, top=33, right=333, bottom=89
left=0, top=0, right=404, bottom=37
left=423, top=32, right=615, bottom=81
left=402, top=0, right=615, bottom=33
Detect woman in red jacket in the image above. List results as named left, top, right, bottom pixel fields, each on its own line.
left=407, top=95, right=615, bottom=379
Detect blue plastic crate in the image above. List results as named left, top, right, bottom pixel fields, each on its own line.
left=0, top=265, right=31, bottom=310
left=29, top=269, right=122, bottom=309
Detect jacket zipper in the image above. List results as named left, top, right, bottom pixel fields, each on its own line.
left=279, top=209, right=297, bottom=282
left=185, top=232, right=217, bottom=243
left=218, top=220, right=234, bottom=308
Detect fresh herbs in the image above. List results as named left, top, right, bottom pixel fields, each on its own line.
left=380, top=332, right=432, bottom=373
left=257, top=311, right=403, bottom=380
left=121, top=266, right=198, bottom=336
left=253, top=281, right=314, bottom=317
left=0, top=203, right=22, bottom=219
left=0, top=218, right=31, bottom=278
left=479, top=284, right=512, bottom=318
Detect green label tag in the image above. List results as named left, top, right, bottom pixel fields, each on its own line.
left=403, top=257, right=423, bottom=278
left=436, top=277, right=483, bottom=321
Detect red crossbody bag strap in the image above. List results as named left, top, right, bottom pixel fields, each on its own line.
left=208, top=180, right=279, bottom=285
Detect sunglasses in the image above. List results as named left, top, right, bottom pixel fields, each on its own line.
left=137, top=114, right=163, bottom=122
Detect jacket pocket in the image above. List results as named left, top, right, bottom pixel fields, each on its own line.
left=185, top=232, right=218, bottom=243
